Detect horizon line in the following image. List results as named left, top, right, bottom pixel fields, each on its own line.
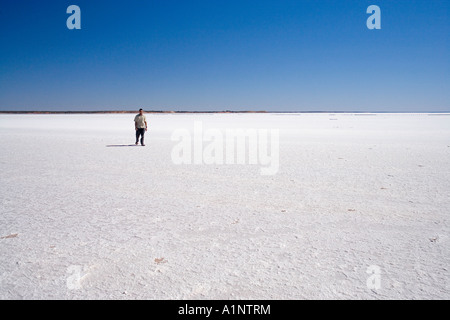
left=0, top=110, right=450, bottom=115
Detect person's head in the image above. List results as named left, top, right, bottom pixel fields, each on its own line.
left=139, top=108, right=144, bottom=115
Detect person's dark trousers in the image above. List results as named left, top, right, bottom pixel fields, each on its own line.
left=136, top=128, right=145, bottom=145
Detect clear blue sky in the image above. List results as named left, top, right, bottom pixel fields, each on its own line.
left=0, top=0, right=449, bottom=111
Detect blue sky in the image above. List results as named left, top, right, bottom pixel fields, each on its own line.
left=0, top=0, right=449, bottom=111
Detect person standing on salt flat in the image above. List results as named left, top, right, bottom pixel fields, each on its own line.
left=134, top=108, right=147, bottom=146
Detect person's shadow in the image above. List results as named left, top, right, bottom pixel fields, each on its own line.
left=106, top=144, right=141, bottom=147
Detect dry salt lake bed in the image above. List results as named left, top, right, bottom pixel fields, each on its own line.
left=0, top=113, right=449, bottom=299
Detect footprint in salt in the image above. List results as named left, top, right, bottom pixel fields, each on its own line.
left=1, top=233, right=18, bottom=239
left=155, top=258, right=167, bottom=264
